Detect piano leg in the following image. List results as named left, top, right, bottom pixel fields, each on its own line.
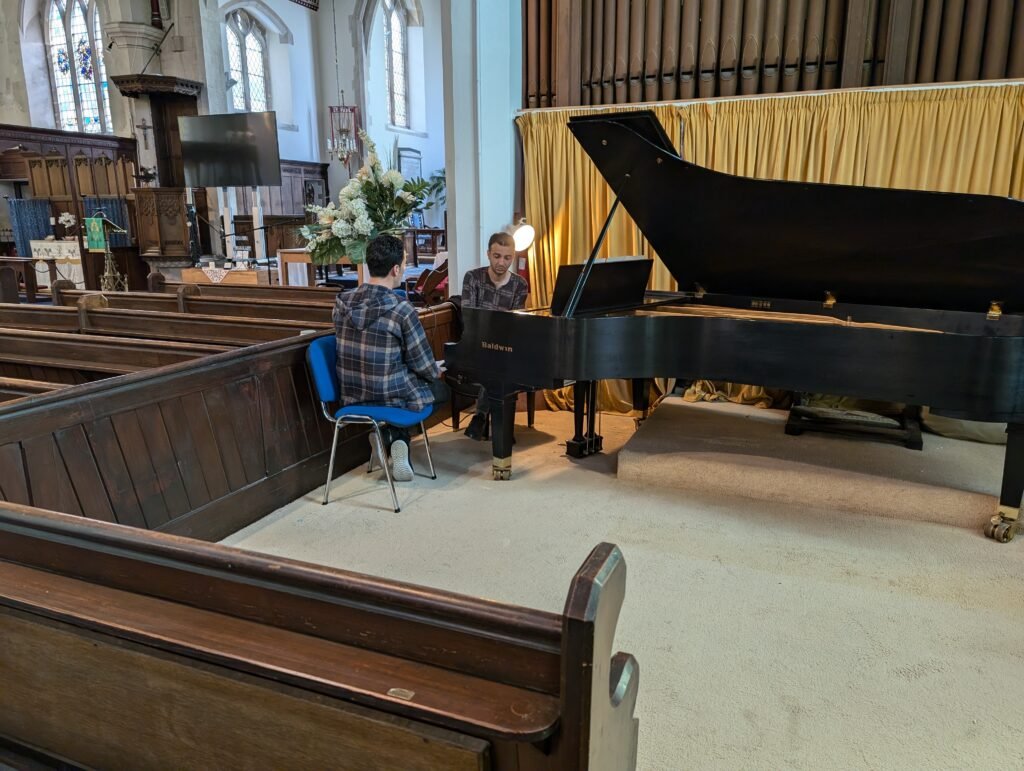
left=632, top=378, right=651, bottom=429
left=987, top=422, right=1023, bottom=543
left=489, top=390, right=517, bottom=481
left=567, top=381, right=603, bottom=458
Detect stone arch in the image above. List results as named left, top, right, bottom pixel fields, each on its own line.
left=220, top=0, right=294, bottom=45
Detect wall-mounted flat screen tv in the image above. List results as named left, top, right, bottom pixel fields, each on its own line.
left=179, top=111, right=282, bottom=188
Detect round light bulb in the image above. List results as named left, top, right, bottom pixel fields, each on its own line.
left=512, top=222, right=535, bottom=252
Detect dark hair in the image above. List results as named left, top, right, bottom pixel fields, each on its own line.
left=365, top=234, right=404, bottom=278
left=488, top=232, right=515, bottom=250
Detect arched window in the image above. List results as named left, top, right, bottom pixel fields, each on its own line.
left=382, top=0, right=408, bottom=128
left=47, top=0, right=113, bottom=133
left=226, top=10, right=270, bottom=112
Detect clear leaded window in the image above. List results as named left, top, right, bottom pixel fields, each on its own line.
left=383, top=0, right=408, bottom=128
left=226, top=10, right=269, bottom=112
left=47, top=0, right=113, bottom=133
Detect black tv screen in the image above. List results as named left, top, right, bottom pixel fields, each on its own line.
left=179, top=111, right=282, bottom=188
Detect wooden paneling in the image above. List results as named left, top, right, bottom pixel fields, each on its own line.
left=525, top=0, right=1024, bottom=105
left=234, top=160, right=329, bottom=217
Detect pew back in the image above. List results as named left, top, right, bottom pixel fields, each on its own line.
left=0, top=505, right=639, bottom=770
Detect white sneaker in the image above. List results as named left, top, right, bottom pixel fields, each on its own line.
left=389, top=439, right=414, bottom=482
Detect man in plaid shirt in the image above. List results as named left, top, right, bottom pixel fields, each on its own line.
left=460, top=231, right=529, bottom=440
left=334, top=234, right=448, bottom=481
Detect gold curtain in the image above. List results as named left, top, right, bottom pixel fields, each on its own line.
left=676, top=82, right=1024, bottom=407
left=516, top=105, right=683, bottom=412
left=517, top=83, right=1024, bottom=412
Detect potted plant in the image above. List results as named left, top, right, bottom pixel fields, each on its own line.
left=300, top=132, right=428, bottom=270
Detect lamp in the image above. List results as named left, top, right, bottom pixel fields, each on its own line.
left=327, top=99, right=361, bottom=170
left=510, top=218, right=535, bottom=252
left=326, top=0, right=361, bottom=172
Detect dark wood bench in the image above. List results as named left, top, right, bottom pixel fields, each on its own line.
left=0, top=327, right=228, bottom=378
left=53, top=283, right=338, bottom=324
left=148, top=271, right=339, bottom=303
left=0, top=376, right=64, bottom=404
left=50, top=285, right=459, bottom=360
left=0, top=299, right=331, bottom=347
left=0, top=319, right=457, bottom=538
left=0, top=504, right=639, bottom=770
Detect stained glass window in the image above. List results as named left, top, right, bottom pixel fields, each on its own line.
left=46, top=0, right=112, bottom=133
left=383, top=0, right=409, bottom=128
left=225, top=11, right=270, bottom=113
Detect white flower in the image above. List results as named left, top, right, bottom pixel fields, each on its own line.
left=383, top=170, right=404, bottom=188
left=331, top=219, right=352, bottom=238
left=353, top=213, right=374, bottom=236
left=398, top=190, right=416, bottom=204
left=339, top=179, right=362, bottom=199
left=317, top=210, right=337, bottom=225
left=58, top=212, right=77, bottom=227
left=347, top=197, right=367, bottom=216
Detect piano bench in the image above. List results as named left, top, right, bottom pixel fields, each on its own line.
left=448, top=384, right=536, bottom=432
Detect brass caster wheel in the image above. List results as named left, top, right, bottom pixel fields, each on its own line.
left=492, top=468, right=511, bottom=481
left=985, top=518, right=1018, bottom=543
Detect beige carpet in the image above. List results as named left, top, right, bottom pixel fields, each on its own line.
left=224, top=405, right=1024, bottom=770
left=619, top=398, right=1005, bottom=530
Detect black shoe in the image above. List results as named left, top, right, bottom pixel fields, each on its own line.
left=464, top=413, right=487, bottom=441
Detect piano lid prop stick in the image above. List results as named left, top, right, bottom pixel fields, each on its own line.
left=563, top=194, right=623, bottom=318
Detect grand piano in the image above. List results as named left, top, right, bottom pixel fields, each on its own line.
left=445, top=110, right=1024, bottom=543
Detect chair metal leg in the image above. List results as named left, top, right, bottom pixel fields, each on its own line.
left=420, top=421, right=436, bottom=479
left=323, top=421, right=341, bottom=505
left=373, top=422, right=401, bottom=512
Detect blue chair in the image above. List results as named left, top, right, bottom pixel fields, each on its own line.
left=306, top=336, right=436, bottom=512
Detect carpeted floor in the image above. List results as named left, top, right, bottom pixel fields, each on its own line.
left=224, top=403, right=1024, bottom=770
left=619, top=398, right=1004, bottom=529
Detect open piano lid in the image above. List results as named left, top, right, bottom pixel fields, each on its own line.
left=568, top=110, right=1024, bottom=314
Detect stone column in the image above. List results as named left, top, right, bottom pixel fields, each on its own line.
left=439, top=0, right=522, bottom=291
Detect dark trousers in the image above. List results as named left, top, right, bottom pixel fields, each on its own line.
left=381, top=379, right=450, bottom=447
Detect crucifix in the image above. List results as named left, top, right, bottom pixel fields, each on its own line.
left=135, top=117, right=152, bottom=150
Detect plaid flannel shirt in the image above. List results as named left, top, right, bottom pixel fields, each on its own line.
left=333, top=284, right=440, bottom=411
left=461, top=267, right=529, bottom=311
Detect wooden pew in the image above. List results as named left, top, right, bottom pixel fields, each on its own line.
left=0, top=302, right=458, bottom=537
left=0, top=376, right=64, bottom=404
left=55, top=285, right=337, bottom=324
left=0, top=504, right=640, bottom=770
left=51, top=286, right=459, bottom=360
left=0, top=300, right=330, bottom=347
left=149, top=271, right=339, bottom=304
left=0, top=328, right=227, bottom=382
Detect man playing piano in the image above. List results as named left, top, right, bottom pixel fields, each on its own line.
left=460, top=231, right=529, bottom=440
left=333, top=234, right=448, bottom=481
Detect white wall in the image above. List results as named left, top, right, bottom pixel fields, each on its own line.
left=440, top=0, right=521, bottom=287
left=363, top=0, right=445, bottom=225
left=217, top=0, right=321, bottom=162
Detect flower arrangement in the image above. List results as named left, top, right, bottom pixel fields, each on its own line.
left=301, top=132, right=429, bottom=266
left=58, top=212, right=77, bottom=235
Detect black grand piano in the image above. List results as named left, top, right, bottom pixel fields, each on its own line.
left=445, top=110, right=1024, bottom=543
